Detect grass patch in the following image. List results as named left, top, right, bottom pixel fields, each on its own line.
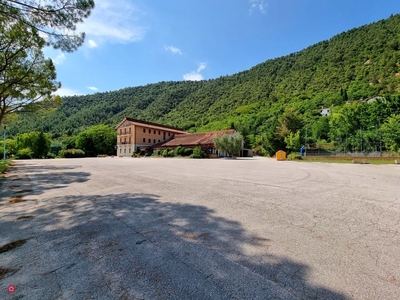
left=301, top=156, right=400, bottom=164
left=0, top=159, right=11, bottom=176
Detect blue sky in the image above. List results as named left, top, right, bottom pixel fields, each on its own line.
left=47, top=0, right=400, bottom=97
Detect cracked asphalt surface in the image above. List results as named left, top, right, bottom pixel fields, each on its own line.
left=0, top=157, right=399, bottom=299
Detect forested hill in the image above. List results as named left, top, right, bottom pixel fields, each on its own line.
left=9, top=14, right=400, bottom=154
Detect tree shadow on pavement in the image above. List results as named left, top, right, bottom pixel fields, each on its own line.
left=0, top=163, right=90, bottom=200
left=0, top=191, right=349, bottom=300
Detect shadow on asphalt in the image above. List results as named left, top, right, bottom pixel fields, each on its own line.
left=0, top=163, right=90, bottom=199
left=1, top=190, right=348, bottom=299
left=10, top=164, right=83, bottom=172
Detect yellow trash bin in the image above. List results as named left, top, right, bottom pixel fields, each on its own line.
left=276, top=150, right=287, bottom=161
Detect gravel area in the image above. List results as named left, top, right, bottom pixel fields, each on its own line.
left=0, top=157, right=399, bottom=299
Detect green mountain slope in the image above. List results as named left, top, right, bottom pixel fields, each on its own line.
left=8, top=14, right=400, bottom=154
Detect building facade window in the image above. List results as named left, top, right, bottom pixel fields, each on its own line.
left=124, top=149, right=126, bottom=153
left=143, top=128, right=146, bottom=133
left=129, top=137, right=131, bottom=143
left=143, top=138, right=145, bottom=142
left=158, top=131, right=161, bottom=135
left=148, top=139, right=151, bottom=143
left=129, top=127, right=131, bottom=133
left=158, top=140, right=160, bottom=143
left=153, top=139, right=156, bottom=143
left=168, top=132, right=170, bottom=137
left=124, top=128, right=126, bottom=134
left=120, top=129, right=122, bottom=135
left=154, top=130, right=156, bottom=134
left=129, top=148, right=131, bottom=153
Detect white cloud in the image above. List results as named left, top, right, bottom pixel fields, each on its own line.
left=164, top=45, right=182, bottom=55
left=183, top=62, right=207, bottom=81
left=54, top=87, right=82, bottom=97
left=183, top=72, right=204, bottom=81
left=78, top=0, right=146, bottom=46
left=87, top=86, right=99, bottom=91
left=52, top=52, right=66, bottom=65
left=249, top=0, right=267, bottom=15
left=88, top=39, right=98, bottom=48
left=197, top=62, right=206, bottom=73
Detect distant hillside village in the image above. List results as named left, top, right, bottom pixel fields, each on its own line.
left=116, top=118, right=252, bottom=158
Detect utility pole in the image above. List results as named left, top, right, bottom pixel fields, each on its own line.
left=379, top=121, right=382, bottom=156
left=305, top=126, right=307, bottom=156
left=3, top=126, right=6, bottom=161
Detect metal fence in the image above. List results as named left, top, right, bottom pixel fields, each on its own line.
left=304, top=150, right=390, bottom=157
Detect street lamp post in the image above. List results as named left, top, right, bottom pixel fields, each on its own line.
left=305, top=126, right=307, bottom=157
left=379, top=121, right=382, bottom=156
left=3, top=126, right=6, bottom=161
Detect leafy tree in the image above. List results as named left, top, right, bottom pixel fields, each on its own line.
left=36, top=131, right=50, bottom=158
left=14, top=131, right=51, bottom=158
left=284, top=131, right=301, bottom=152
left=277, top=108, right=303, bottom=138
left=0, top=0, right=95, bottom=52
left=76, top=124, right=116, bottom=156
left=0, top=138, right=16, bottom=157
left=214, top=132, right=243, bottom=157
left=310, top=117, right=330, bottom=141
left=0, top=14, right=60, bottom=125
left=381, top=114, right=400, bottom=152
left=62, top=136, right=77, bottom=149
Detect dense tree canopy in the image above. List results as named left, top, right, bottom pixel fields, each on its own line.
left=14, top=131, right=51, bottom=158
left=75, top=124, right=116, bottom=157
left=0, top=14, right=60, bottom=125
left=0, top=0, right=95, bottom=51
left=214, top=133, right=244, bottom=157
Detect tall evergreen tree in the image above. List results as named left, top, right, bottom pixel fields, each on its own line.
left=0, top=0, right=95, bottom=51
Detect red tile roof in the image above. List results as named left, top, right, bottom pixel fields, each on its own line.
left=116, top=117, right=186, bottom=132
left=156, top=129, right=236, bottom=148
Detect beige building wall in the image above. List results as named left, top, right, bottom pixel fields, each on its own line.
left=116, top=118, right=186, bottom=157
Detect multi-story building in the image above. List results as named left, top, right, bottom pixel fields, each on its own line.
left=116, top=117, right=187, bottom=156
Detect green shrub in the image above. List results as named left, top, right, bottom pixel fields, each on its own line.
left=183, top=148, right=193, bottom=156
left=0, top=160, right=11, bottom=175
left=173, top=146, right=193, bottom=156
left=160, top=148, right=174, bottom=157
left=174, top=146, right=184, bottom=156
left=16, top=147, right=33, bottom=159
left=46, top=152, right=56, bottom=159
left=287, top=153, right=302, bottom=160
left=59, top=149, right=85, bottom=158
left=190, top=147, right=205, bottom=159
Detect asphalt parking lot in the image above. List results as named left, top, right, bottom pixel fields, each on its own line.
left=0, top=157, right=399, bottom=299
